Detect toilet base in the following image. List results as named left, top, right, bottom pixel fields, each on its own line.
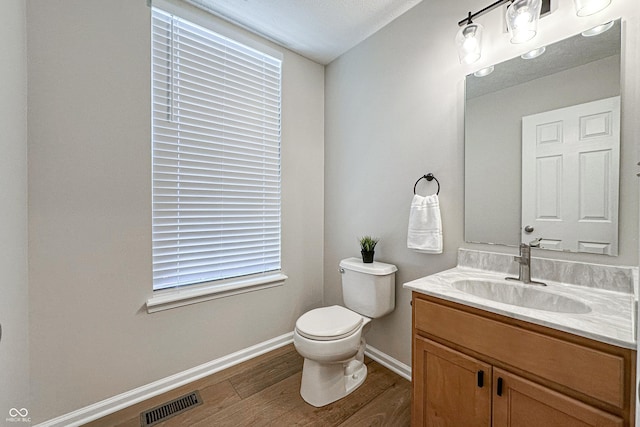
left=299, top=340, right=367, bottom=407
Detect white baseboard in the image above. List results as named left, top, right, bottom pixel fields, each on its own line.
left=35, top=332, right=294, bottom=427
left=365, top=344, right=412, bottom=381
left=35, top=332, right=411, bottom=427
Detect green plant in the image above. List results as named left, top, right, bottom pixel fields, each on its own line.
left=359, top=236, right=379, bottom=252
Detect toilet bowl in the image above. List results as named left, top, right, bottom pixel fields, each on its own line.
left=293, top=258, right=397, bottom=407
left=294, top=305, right=372, bottom=407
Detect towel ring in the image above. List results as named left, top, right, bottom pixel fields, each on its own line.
left=413, top=173, right=440, bottom=195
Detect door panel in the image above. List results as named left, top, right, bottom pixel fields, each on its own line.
left=413, top=336, right=491, bottom=427
left=492, top=369, right=623, bottom=427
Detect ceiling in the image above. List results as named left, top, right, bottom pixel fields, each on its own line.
left=183, top=0, right=423, bottom=65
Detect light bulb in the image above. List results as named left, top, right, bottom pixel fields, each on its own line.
left=514, top=10, right=533, bottom=28
left=463, top=36, right=479, bottom=52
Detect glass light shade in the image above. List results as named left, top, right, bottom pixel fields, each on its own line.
left=574, top=0, right=612, bottom=17
left=506, top=0, right=542, bottom=44
left=474, top=65, right=494, bottom=77
left=581, top=20, right=614, bottom=36
left=521, top=46, right=546, bottom=59
left=456, top=22, right=483, bottom=65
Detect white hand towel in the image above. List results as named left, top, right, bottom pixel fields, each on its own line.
left=407, top=193, right=443, bottom=254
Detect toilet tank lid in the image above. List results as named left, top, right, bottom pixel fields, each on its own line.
left=339, top=257, right=398, bottom=275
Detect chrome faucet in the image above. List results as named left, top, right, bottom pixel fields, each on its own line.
left=506, top=243, right=546, bottom=286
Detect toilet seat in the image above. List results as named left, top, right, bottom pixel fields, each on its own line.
left=296, top=305, right=363, bottom=341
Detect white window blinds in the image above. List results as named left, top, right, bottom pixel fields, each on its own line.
left=152, top=7, right=282, bottom=291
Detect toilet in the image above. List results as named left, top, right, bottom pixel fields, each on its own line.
left=293, top=257, right=398, bottom=407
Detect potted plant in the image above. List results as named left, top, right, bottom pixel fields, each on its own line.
left=359, top=236, right=379, bottom=263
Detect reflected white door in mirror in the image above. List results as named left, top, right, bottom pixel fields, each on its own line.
left=521, top=96, right=620, bottom=255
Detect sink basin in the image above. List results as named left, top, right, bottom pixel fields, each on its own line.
left=451, top=279, right=592, bottom=314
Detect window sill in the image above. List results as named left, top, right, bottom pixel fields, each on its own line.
left=146, top=272, right=288, bottom=313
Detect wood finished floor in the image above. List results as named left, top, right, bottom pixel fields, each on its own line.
left=85, top=344, right=411, bottom=427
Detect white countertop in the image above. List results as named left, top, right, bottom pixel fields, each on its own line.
left=404, top=266, right=636, bottom=349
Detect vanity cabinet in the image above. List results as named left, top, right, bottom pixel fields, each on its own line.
left=412, top=293, right=636, bottom=426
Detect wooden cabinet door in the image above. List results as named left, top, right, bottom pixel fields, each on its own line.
left=492, top=368, right=623, bottom=427
left=413, top=336, right=492, bottom=427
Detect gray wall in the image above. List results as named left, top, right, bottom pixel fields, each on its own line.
left=0, top=0, right=29, bottom=419
left=27, top=0, right=324, bottom=422
left=324, top=0, right=640, bottom=367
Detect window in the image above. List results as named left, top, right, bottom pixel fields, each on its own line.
left=151, top=7, right=282, bottom=292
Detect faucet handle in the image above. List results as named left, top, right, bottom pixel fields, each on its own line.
left=529, top=238, right=542, bottom=248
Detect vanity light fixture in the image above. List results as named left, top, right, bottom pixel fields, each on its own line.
left=574, top=0, right=612, bottom=17
left=456, top=0, right=545, bottom=64
left=456, top=0, right=611, bottom=67
left=521, top=46, right=546, bottom=59
left=581, top=20, right=614, bottom=36
left=474, top=65, right=495, bottom=77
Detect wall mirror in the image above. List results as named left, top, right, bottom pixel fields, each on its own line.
left=464, top=19, right=621, bottom=255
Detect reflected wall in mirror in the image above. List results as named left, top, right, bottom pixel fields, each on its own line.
left=464, top=19, right=621, bottom=255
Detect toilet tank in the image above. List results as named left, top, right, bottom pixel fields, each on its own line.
left=339, top=257, right=397, bottom=318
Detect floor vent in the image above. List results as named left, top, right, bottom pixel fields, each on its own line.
left=140, top=391, right=202, bottom=426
